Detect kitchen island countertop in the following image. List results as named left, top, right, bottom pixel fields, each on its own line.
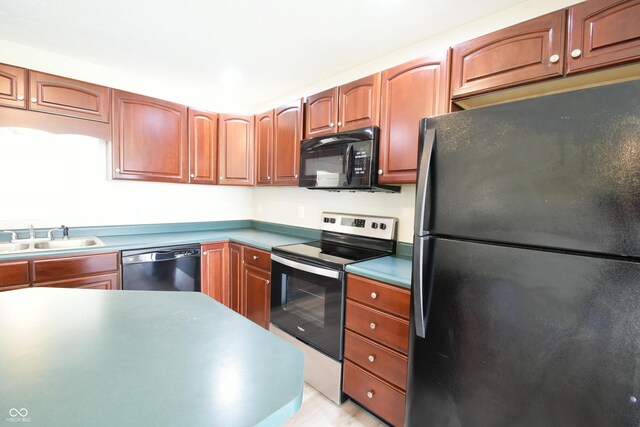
left=0, top=288, right=303, bottom=426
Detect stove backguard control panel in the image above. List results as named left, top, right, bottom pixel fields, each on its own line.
left=321, top=212, right=397, bottom=240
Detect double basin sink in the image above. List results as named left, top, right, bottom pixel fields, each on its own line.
left=0, top=237, right=104, bottom=254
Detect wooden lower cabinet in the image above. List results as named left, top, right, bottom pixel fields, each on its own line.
left=201, top=242, right=229, bottom=305
left=229, top=243, right=244, bottom=313
left=243, top=264, right=270, bottom=329
left=0, top=252, right=120, bottom=291
left=344, top=273, right=410, bottom=426
left=0, top=260, right=30, bottom=291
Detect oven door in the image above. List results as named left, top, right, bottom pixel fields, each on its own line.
left=270, top=253, right=345, bottom=360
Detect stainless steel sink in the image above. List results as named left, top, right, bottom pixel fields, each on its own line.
left=33, top=238, right=103, bottom=250
left=0, top=237, right=104, bottom=254
left=0, top=242, right=31, bottom=253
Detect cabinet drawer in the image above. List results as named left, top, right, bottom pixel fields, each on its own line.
left=0, top=260, right=30, bottom=288
left=343, top=360, right=405, bottom=427
left=32, top=252, right=119, bottom=283
left=344, top=330, right=407, bottom=390
left=347, top=274, right=410, bottom=319
left=345, top=300, right=409, bottom=354
left=243, top=246, right=270, bottom=271
left=34, top=273, right=119, bottom=290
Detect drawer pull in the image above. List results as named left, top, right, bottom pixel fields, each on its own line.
left=367, top=390, right=374, bottom=399
left=370, top=292, right=377, bottom=299
left=368, top=354, right=375, bottom=363
left=253, top=255, right=258, bottom=260
left=369, top=322, right=376, bottom=330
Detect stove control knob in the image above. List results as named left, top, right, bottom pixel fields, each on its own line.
left=330, top=218, right=336, bottom=224
left=371, top=222, right=378, bottom=229
left=323, top=218, right=329, bottom=223
left=379, top=223, right=387, bottom=230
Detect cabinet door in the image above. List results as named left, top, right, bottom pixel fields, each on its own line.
left=379, top=51, right=450, bottom=184
left=256, top=110, right=274, bottom=185
left=451, top=10, right=566, bottom=99
left=201, top=242, right=229, bottom=305
left=188, top=108, right=218, bottom=185
left=243, top=264, right=271, bottom=329
left=273, top=99, right=303, bottom=185
left=0, top=260, right=30, bottom=291
left=338, top=73, right=381, bottom=132
left=567, top=0, right=640, bottom=74
left=0, top=63, right=27, bottom=109
left=28, top=71, right=110, bottom=122
left=112, top=90, right=188, bottom=183
left=305, top=87, right=339, bottom=137
left=229, top=243, right=243, bottom=313
left=218, top=114, right=255, bottom=186
left=34, top=272, right=119, bottom=290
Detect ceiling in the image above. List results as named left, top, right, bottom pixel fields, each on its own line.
left=0, top=0, right=530, bottom=111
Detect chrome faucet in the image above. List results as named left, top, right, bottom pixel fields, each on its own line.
left=47, top=225, right=69, bottom=240
left=28, top=224, right=36, bottom=240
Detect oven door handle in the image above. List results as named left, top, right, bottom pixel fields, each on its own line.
left=271, top=254, right=342, bottom=279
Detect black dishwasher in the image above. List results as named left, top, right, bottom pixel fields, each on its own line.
left=121, top=244, right=201, bottom=291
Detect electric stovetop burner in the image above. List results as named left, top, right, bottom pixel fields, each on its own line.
left=272, top=212, right=398, bottom=270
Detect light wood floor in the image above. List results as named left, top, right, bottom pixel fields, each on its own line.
left=282, top=383, right=387, bottom=426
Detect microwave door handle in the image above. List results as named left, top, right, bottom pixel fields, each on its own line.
left=345, top=143, right=354, bottom=185
left=271, top=254, right=341, bottom=279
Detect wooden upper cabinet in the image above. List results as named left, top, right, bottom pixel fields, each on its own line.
left=0, top=64, right=27, bottom=109
left=451, top=10, right=566, bottom=99
left=188, top=109, right=218, bottom=185
left=273, top=99, right=303, bottom=185
left=338, top=73, right=381, bottom=132
left=256, top=110, right=274, bottom=185
left=112, top=90, right=188, bottom=183
left=567, top=0, right=640, bottom=74
left=218, top=114, right=255, bottom=186
left=28, top=71, right=110, bottom=122
left=305, top=87, right=339, bottom=137
left=379, top=50, right=451, bottom=184
left=305, top=74, right=381, bottom=138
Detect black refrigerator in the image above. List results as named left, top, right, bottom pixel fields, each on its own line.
left=407, top=80, right=640, bottom=426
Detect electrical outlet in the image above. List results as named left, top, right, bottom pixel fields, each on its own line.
left=298, top=206, right=305, bottom=219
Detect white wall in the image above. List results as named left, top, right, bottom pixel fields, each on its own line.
left=0, top=128, right=254, bottom=230
left=253, top=186, right=416, bottom=243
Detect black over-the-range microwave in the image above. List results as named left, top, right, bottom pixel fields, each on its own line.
left=298, top=127, right=400, bottom=193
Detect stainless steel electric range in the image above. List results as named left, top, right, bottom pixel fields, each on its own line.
left=270, top=212, right=397, bottom=404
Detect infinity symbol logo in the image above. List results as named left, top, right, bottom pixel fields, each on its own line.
left=9, top=408, right=28, bottom=417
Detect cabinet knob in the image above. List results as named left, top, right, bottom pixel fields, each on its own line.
left=253, top=255, right=258, bottom=260
left=203, top=251, right=208, bottom=255
left=371, top=292, right=377, bottom=299
left=378, top=169, right=383, bottom=175
left=17, top=95, right=24, bottom=101
left=337, top=121, right=342, bottom=127
left=368, top=355, right=375, bottom=363
left=549, top=54, right=560, bottom=63
left=267, top=176, right=271, bottom=180
left=294, top=174, right=298, bottom=178
left=330, top=122, right=335, bottom=127
left=219, top=176, right=223, bottom=180
left=190, top=173, right=195, bottom=178
left=115, top=168, right=121, bottom=173
left=367, top=391, right=374, bottom=399
left=30, top=97, right=37, bottom=103
left=571, top=49, right=582, bottom=58
left=369, top=322, right=376, bottom=330
left=266, top=280, right=270, bottom=285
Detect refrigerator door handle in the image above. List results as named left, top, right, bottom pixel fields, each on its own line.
left=414, top=124, right=435, bottom=236
left=412, top=236, right=433, bottom=338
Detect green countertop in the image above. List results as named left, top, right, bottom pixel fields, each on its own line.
left=346, top=254, right=413, bottom=289
left=0, top=288, right=303, bottom=426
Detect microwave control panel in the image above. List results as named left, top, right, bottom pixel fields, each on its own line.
left=353, top=150, right=368, bottom=176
